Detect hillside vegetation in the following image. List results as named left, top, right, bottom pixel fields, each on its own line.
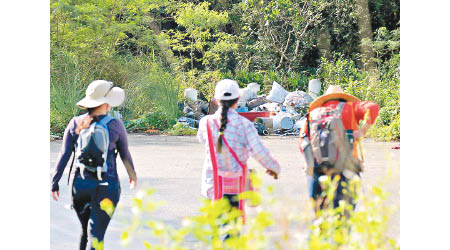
left=51, top=0, right=399, bottom=140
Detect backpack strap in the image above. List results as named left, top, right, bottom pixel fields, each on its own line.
left=98, top=115, right=114, bottom=127
left=212, top=119, right=246, bottom=169
left=206, top=119, right=220, bottom=201
left=336, top=102, right=346, bottom=116
left=67, top=147, right=76, bottom=185
left=68, top=114, right=89, bottom=185
left=212, top=119, right=247, bottom=222
left=97, top=115, right=114, bottom=172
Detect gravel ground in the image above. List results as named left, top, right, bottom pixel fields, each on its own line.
left=50, top=134, right=400, bottom=249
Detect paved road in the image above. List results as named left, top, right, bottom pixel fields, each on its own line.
left=50, top=134, right=400, bottom=249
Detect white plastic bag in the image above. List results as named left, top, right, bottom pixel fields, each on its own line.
left=247, top=82, right=260, bottom=94
left=259, top=102, right=282, bottom=112
left=308, top=79, right=322, bottom=99
left=237, top=87, right=257, bottom=107
left=267, top=81, right=289, bottom=103
left=283, top=91, right=313, bottom=107
left=184, top=88, right=198, bottom=102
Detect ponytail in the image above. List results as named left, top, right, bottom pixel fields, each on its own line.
left=217, top=98, right=239, bottom=152
left=87, top=108, right=95, bottom=116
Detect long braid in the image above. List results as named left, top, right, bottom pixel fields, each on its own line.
left=217, top=98, right=238, bottom=152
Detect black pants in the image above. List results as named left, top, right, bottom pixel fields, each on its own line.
left=223, top=194, right=239, bottom=209
left=222, top=194, right=239, bottom=241
left=71, top=171, right=120, bottom=250
left=312, top=172, right=358, bottom=212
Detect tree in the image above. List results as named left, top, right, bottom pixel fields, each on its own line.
left=166, top=1, right=236, bottom=72
left=356, top=0, right=376, bottom=72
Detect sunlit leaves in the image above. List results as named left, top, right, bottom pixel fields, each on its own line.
left=120, top=231, right=130, bottom=246
left=120, top=174, right=398, bottom=250
left=92, top=237, right=104, bottom=250
left=100, top=198, right=115, bottom=218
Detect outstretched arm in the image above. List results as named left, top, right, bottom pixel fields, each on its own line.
left=115, top=120, right=138, bottom=186
left=245, top=122, right=280, bottom=178
left=353, top=101, right=380, bottom=140
left=51, top=118, right=77, bottom=200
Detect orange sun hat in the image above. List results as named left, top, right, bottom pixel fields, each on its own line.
left=308, top=85, right=360, bottom=112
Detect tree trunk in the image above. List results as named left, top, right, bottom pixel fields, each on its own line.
left=317, top=28, right=331, bottom=60
left=355, top=0, right=376, bottom=73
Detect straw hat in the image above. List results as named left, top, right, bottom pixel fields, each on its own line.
left=308, top=85, right=360, bottom=112
left=76, top=80, right=125, bottom=109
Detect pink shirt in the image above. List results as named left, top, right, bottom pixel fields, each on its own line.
left=197, top=109, right=280, bottom=198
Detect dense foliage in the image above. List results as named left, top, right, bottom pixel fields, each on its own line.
left=51, top=0, right=400, bottom=140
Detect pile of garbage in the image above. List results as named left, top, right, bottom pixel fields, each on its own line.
left=177, top=79, right=322, bottom=136
left=177, top=88, right=208, bottom=128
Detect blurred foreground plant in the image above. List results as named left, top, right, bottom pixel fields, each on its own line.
left=121, top=171, right=398, bottom=250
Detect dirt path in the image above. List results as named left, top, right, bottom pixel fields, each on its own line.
left=50, top=134, right=399, bottom=249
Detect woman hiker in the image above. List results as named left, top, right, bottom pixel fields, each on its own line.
left=197, top=79, right=281, bottom=236
left=299, top=85, right=379, bottom=215
left=51, top=80, right=138, bottom=250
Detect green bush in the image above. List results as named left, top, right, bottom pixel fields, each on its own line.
left=318, top=55, right=368, bottom=98
left=50, top=49, right=180, bottom=135
left=124, top=110, right=177, bottom=132
left=316, top=51, right=399, bottom=141
left=121, top=56, right=181, bottom=121
left=50, top=49, right=89, bottom=134
left=166, top=122, right=198, bottom=136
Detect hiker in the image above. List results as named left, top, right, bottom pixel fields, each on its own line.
left=197, top=79, right=281, bottom=228
left=50, top=80, right=138, bottom=250
left=299, top=85, right=379, bottom=214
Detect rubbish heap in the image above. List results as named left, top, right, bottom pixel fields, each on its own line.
left=177, top=79, right=322, bottom=136
left=177, top=88, right=209, bottom=127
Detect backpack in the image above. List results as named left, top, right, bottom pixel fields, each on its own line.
left=74, top=114, right=114, bottom=181
left=308, top=102, right=360, bottom=175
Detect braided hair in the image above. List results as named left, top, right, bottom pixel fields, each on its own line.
left=217, top=98, right=239, bottom=153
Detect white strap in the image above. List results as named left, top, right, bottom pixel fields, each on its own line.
left=89, top=122, right=96, bottom=134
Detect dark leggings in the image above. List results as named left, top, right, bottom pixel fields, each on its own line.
left=71, top=171, right=120, bottom=250
left=222, top=194, right=240, bottom=241
left=312, top=172, right=358, bottom=212
left=223, top=194, right=239, bottom=209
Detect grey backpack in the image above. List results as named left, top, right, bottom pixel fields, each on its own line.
left=308, top=102, right=360, bottom=174
left=75, top=114, right=114, bottom=180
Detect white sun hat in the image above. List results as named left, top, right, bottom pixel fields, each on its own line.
left=76, top=80, right=125, bottom=109
left=214, top=79, right=240, bottom=101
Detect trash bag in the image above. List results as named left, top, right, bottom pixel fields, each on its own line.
left=255, top=102, right=282, bottom=112
left=267, top=81, right=289, bottom=103
left=283, top=91, right=313, bottom=108
left=178, top=116, right=199, bottom=128
left=184, top=88, right=198, bottom=102
left=308, top=79, right=322, bottom=100
left=247, top=82, right=260, bottom=94
left=238, top=87, right=257, bottom=107
left=247, top=97, right=270, bottom=109
left=184, top=100, right=208, bottom=119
